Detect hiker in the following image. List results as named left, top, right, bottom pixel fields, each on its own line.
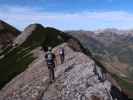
left=45, top=46, right=56, bottom=83
left=59, top=47, right=65, bottom=64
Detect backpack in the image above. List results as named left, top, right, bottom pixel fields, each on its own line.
left=46, top=52, right=54, bottom=64
left=47, top=52, right=53, bottom=60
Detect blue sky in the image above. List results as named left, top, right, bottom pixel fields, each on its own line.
left=0, top=0, right=133, bottom=30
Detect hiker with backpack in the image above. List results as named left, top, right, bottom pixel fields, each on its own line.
left=45, top=47, right=56, bottom=83
left=59, top=47, right=65, bottom=64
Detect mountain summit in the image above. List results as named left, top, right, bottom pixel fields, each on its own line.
left=13, top=23, right=45, bottom=46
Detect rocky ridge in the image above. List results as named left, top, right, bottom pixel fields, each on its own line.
left=0, top=43, right=126, bottom=100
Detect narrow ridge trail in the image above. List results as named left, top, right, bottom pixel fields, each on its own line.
left=0, top=43, right=119, bottom=100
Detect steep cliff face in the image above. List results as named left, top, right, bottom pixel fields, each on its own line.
left=0, top=20, right=20, bottom=50
left=0, top=43, right=127, bottom=100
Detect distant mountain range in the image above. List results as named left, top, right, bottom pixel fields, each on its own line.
left=68, top=29, right=133, bottom=98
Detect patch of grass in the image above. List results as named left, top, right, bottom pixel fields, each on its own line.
left=0, top=45, right=35, bottom=89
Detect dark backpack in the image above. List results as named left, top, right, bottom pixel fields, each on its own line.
left=46, top=52, right=54, bottom=65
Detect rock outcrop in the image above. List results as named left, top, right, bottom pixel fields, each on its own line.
left=0, top=20, right=20, bottom=50
left=0, top=43, right=126, bottom=100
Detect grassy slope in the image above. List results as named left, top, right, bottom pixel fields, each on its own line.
left=0, top=46, right=35, bottom=89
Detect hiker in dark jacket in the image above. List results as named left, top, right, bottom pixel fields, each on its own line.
left=59, top=47, right=65, bottom=64
left=45, top=47, right=56, bottom=83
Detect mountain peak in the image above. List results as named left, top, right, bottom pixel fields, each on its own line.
left=0, top=20, right=6, bottom=24
left=0, top=20, right=20, bottom=49
left=24, top=23, right=44, bottom=32
left=13, top=23, right=45, bottom=46
left=0, top=20, right=10, bottom=30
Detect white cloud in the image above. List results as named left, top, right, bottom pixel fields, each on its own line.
left=0, top=6, right=133, bottom=30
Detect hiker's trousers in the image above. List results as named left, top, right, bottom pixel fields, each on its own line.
left=60, top=54, right=64, bottom=64
left=47, top=64, right=55, bottom=82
